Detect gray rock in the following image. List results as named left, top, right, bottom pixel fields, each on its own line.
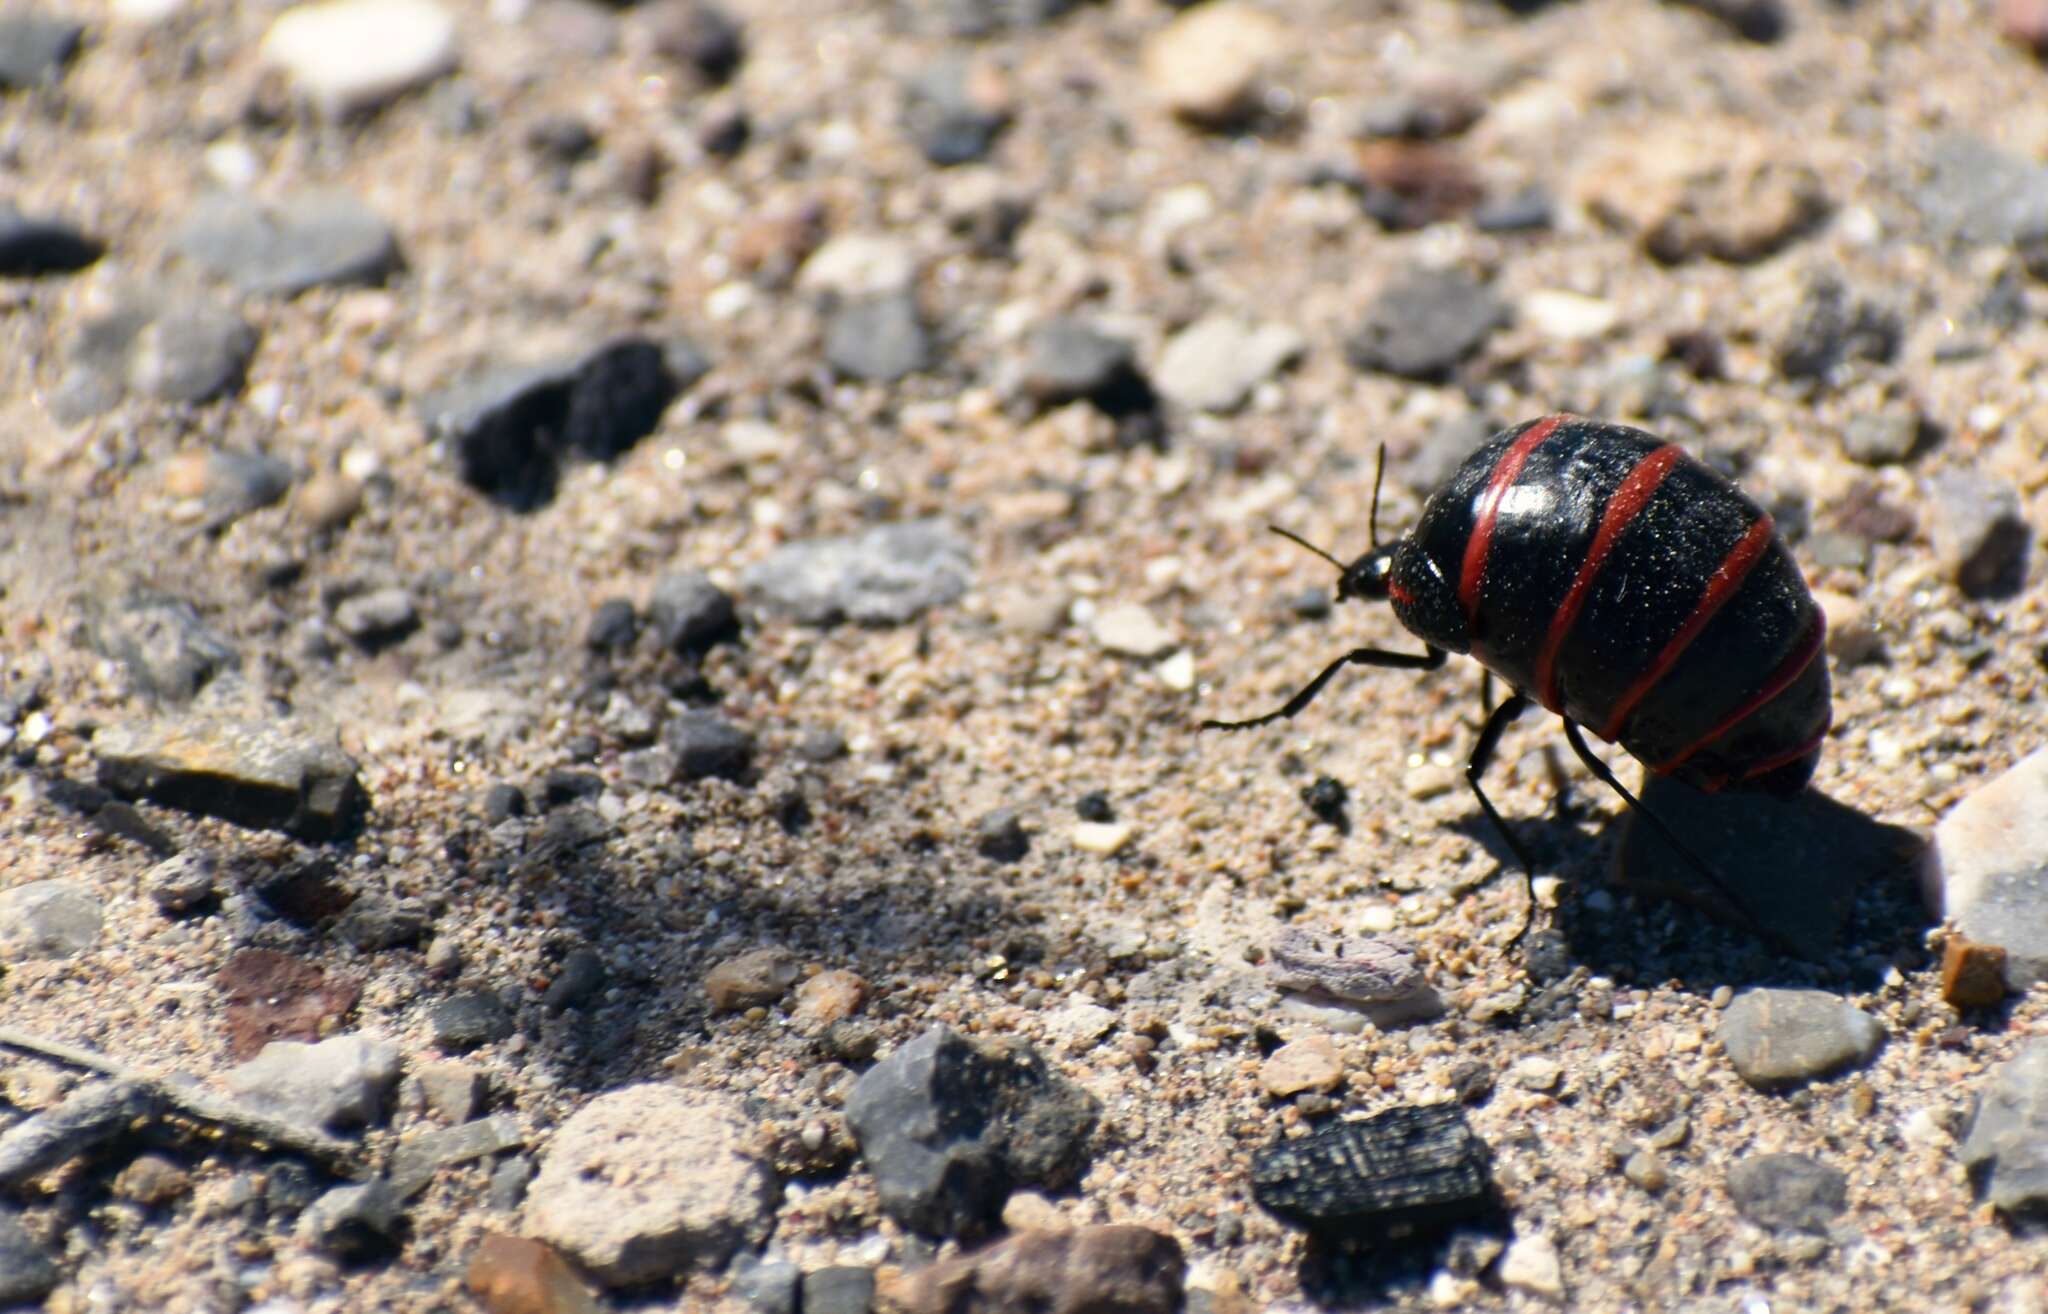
left=667, top=710, right=755, bottom=782
left=0, top=1205, right=57, bottom=1304
left=488, top=1155, right=534, bottom=1212
left=585, top=598, right=639, bottom=652
left=414, top=1060, right=484, bottom=1123
left=824, top=292, right=932, bottom=382
left=1718, top=988, right=1884, bottom=1091
left=524, top=1085, right=780, bottom=1286
left=93, top=713, right=368, bottom=840
left=333, top=894, right=431, bottom=950
left=1018, top=319, right=1138, bottom=409
left=0, top=13, right=82, bottom=88
left=1264, top=927, right=1424, bottom=1004
left=145, top=851, right=219, bottom=914
left=298, top=1178, right=404, bottom=1256
left=1927, top=746, right=2048, bottom=991
left=649, top=0, right=743, bottom=82
left=1774, top=275, right=1900, bottom=384
left=974, top=808, right=1030, bottom=862
left=943, top=0, right=1085, bottom=37
left=1345, top=269, right=1507, bottom=381
left=171, top=191, right=400, bottom=296
left=1959, top=1042, right=2048, bottom=1215
left=1153, top=314, right=1304, bottom=413
left=1726, top=1154, right=1847, bottom=1233
left=224, top=1034, right=402, bottom=1131
left=732, top=1256, right=801, bottom=1314
left=1473, top=186, right=1555, bottom=233
left=803, top=1266, right=876, bottom=1314
left=0, top=204, right=102, bottom=274
left=87, top=593, right=240, bottom=702
left=543, top=947, right=606, bottom=1013
left=903, top=54, right=1010, bottom=166
left=844, top=1025, right=1100, bottom=1239
left=1927, top=470, right=2030, bottom=599
left=52, top=297, right=260, bottom=418
left=190, top=450, right=295, bottom=528
left=0, top=1081, right=158, bottom=1187
left=741, top=520, right=972, bottom=626
left=647, top=570, right=738, bottom=655
left=1916, top=136, right=2048, bottom=247
left=1839, top=410, right=1922, bottom=466
left=430, top=992, right=515, bottom=1053
left=334, top=587, right=420, bottom=646
left=387, top=1114, right=524, bottom=1198
left=0, top=879, right=103, bottom=961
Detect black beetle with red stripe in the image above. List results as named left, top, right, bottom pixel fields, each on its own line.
left=1204, top=414, right=1833, bottom=935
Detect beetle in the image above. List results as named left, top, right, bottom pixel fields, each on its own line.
left=1203, top=414, right=1832, bottom=935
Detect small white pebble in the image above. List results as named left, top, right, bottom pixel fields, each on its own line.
left=1403, top=763, right=1457, bottom=800
left=1157, top=649, right=1195, bottom=692
left=1530, top=875, right=1563, bottom=909
left=704, top=282, right=755, bottom=321
left=19, top=712, right=52, bottom=745
left=1867, top=730, right=1906, bottom=769
left=1357, top=904, right=1397, bottom=934
left=1073, top=821, right=1133, bottom=855
left=1510, top=1056, right=1562, bottom=1091
left=1499, top=1232, right=1565, bottom=1298
left=1522, top=289, right=1620, bottom=341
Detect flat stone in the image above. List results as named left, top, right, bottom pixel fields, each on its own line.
left=388, top=1114, right=524, bottom=1198
left=224, top=1033, right=402, bottom=1131
left=171, top=191, right=399, bottom=296
left=1346, top=268, right=1507, bottom=381
left=1718, top=988, right=1884, bottom=1091
left=1154, top=314, right=1303, bottom=413
left=1839, top=409, right=1922, bottom=465
left=525, top=1086, right=779, bottom=1286
left=1250, top=1102, right=1492, bottom=1232
left=1499, top=1232, right=1565, bottom=1298
left=646, top=570, right=738, bottom=655
left=1925, top=746, right=2048, bottom=990
left=1265, top=927, right=1424, bottom=1004
left=741, top=520, right=972, bottom=626
left=666, top=710, right=755, bottom=782
left=1959, top=1042, right=2048, bottom=1215
left=0, top=879, right=103, bottom=961
left=1260, top=1035, right=1344, bottom=1098
left=878, top=1225, right=1183, bottom=1314
left=93, top=713, right=367, bottom=840
left=704, top=947, right=801, bottom=1013
left=802, top=1266, right=876, bottom=1314
left=1916, top=135, right=2048, bottom=247
left=260, top=0, right=458, bottom=116
left=334, top=587, right=419, bottom=646
left=144, top=851, right=218, bottom=913
left=797, top=233, right=917, bottom=300
left=465, top=1234, right=605, bottom=1314
left=299, top=1177, right=404, bottom=1256
left=430, top=992, right=516, bottom=1053
left=1726, top=1153, right=1847, bottom=1232
left=1089, top=602, right=1177, bottom=659
left=790, top=969, right=867, bottom=1030
left=0, top=1081, right=159, bottom=1188
left=1017, top=319, right=1139, bottom=410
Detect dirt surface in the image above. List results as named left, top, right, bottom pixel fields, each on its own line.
left=2, top=0, right=2047, bottom=1310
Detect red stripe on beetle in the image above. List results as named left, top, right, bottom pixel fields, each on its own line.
left=1654, top=611, right=1826, bottom=775
left=1457, top=415, right=1564, bottom=627
left=1531, top=443, right=1684, bottom=713
left=1599, top=513, right=1776, bottom=742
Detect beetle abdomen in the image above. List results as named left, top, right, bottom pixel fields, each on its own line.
left=1395, top=415, right=1830, bottom=794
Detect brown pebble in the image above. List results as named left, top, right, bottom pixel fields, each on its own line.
left=791, top=968, right=867, bottom=1030
left=113, top=1152, right=192, bottom=1206
left=295, top=473, right=363, bottom=533
left=877, top=1225, right=1183, bottom=1314
left=465, top=1234, right=603, bottom=1314
left=703, top=947, right=802, bottom=1012
left=1941, top=936, right=2008, bottom=1010
left=1259, top=1034, right=1344, bottom=1098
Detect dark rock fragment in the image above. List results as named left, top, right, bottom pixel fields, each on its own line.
left=1250, top=1103, right=1492, bottom=1232
left=1726, top=1154, right=1847, bottom=1232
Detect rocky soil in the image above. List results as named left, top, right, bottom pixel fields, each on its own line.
left=2, top=0, right=2048, bottom=1311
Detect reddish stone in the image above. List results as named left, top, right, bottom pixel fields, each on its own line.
left=215, top=948, right=359, bottom=1061
left=1942, top=937, right=2009, bottom=1010
left=465, top=1235, right=603, bottom=1314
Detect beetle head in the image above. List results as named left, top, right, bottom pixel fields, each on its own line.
left=1336, top=547, right=1397, bottom=603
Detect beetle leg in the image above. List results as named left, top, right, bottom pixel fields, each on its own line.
left=1201, top=645, right=1446, bottom=731
left=1464, top=691, right=1538, bottom=943
left=1558, top=719, right=1771, bottom=943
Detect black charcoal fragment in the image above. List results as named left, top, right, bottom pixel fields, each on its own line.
left=1251, top=1103, right=1492, bottom=1232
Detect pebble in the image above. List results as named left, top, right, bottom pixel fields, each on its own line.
left=1916, top=135, right=2048, bottom=247
left=790, top=969, right=867, bottom=1030
left=974, top=807, right=1030, bottom=862
left=0, top=1081, right=158, bottom=1187
left=844, top=1026, right=1099, bottom=1238
left=1498, top=1232, right=1565, bottom=1299
left=112, top=1152, right=191, bottom=1206
left=1520, top=290, right=1620, bottom=342
left=824, top=292, right=932, bottom=382
left=0, top=13, right=82, bottom=88
left=1623, top=1149, right=1669, bottom=1192
left=298, top=1177, right=403, bottom=1256
left=1260, top=1035, right=1344, bottom=1097
left=1648, top=160, right=1829, bottom=265
left=731, top=1255, right=802, bottom=1314
left=170, top=191, right=399, bottom=296
left=1813, top=589, right=1880, bottom=666
left=666, top=710, right=755, bottom=782
left=1250, top=1103, right=1492, bottom=1232
left=465, top=1233, right=604, bottom=1314
left=1924, top=746, right=2048, bottom=990
left=334, top=893, right=431, bottom=950
left=1473, top=185, right=1555, bottom=233
left=334, top=587, right=419, bottom=646
left=1017, top=319, right=1140, bottom=410
left=163, top=449, right=294, bottom=528
left=646, top=570, right=738, bottom=656
left=430, top=992, right=516, bottom=1052
left=542, top=947, right=606, bottom=1013
left=1725, top=1154, right=1848, bottom=1233
left=415, top=1060, right=485, bottom=1123
left=797, top=233, right=917, bottom=300
left=647, top=0, right=744, bottom=83
left=741, top=520, right=972, bottom=626
left=1090, top=602, right=1177, bottom=659
left=1142, top=2, right=1287, bottom=129
left=93, top=712, right=368, bottom=840
left=1839, top=409, right=1922, bottom=465
left=85, top=592, right=243, bottom=702
left=704, top=947, right=801, bottom=1013
left=1941, top=936, right=2010, bottom=1009
left=0, top=880, right=104, bottom=962
left=878, top=1226, right=1184, bottom=1314
left=0, top=205, right=103, bottom=275
left=1264, top=928, right=1423, bottom=1004
left=1153, top=314, right=1304, bottom=413
left=1509, top=1056, right=1562, bottom=1092
left=1072, top=820, right=1132, bottom=855
left=903, top=54, right=1012, bottom=166
left=143, top=851, right=218, bottom=914
left=55, top=297, right=260, bottom=420
left=1346, top=268, right=1508, bottom=381
left=387, top=1114, right=524, bottom=1197
left=1775, top=275, right=1900, bottom=383
left=584, top=599, right=638, bottom=653
left=1718, top=988, right=1885, bottom=1091
left=260, top=0, right=459, bottom=116
left=0, top=1207, right=58, bottom=1305
left=802, top=1266, right=876, bottom=1314
left=525, top=1086, right=779, bottom=1285
left=1926, top=470, right=2030, bottom=598
left=1958, top=1042, right=2048, bottom=1214
left=224, top=1033, right=402, bottom=1130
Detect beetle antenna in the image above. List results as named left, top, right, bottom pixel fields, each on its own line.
left=1266, top=525, right=1346, bottom=572
left=1369, top=445, right=1388, bottom=547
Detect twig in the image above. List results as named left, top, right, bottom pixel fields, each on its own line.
left=0, top=1026, right=359, bottom=1173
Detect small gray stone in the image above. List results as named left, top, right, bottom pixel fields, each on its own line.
left=0, top=13, right=82, bottom=88
left=488, top=1155, right=534, bottom=1211
left=585, top=598, right=639, bottom=652
left=903, top=54, right=1010, bottom=166
left=299, top=1178, right=404, bottom=1256
left=1927, top=470, right=2030, bottom=598
left=334, top=587, right=420, bottom=646
left=824, top=292, right=932, bottom=382
left=1916, top=135, right=2048, bottom=247
left=544, top=947, right=607, bottom=1013
left=0, top=1206, right=57, bottom=1303
left=430, top=992, right=515, bottom=1053
left=803, top=1266, right=876, bottom=1314
left=190, top=450, right=295, bottom=528
left=388, top=1114, right=524, bottom=1198
left=333, top=894, right=431, bottom=950
left=1153, top=314, right=1303, bottom=413
left=667, top=711, right=755, bottom=782
left=1018, top=319, right=1137, bottom=408
left=974, top=808, right=1030, bottom=862
left=415, top=1060, right=485, bottom=1123
left=171, top=191, right=400, bottom=296
left=0, top=204, right=102, bottom=275
left=125, top=305, right=261, bottom=406
left=0, top=880, right=104, bottom=961
left=732, top=1256, right=801, bottom=1314
left=224, top=1034, right=402, bottom=1131
left=1726, top=1154, right=1847, bottom=1233
left=1959, top=1041, right=2048, bottom=1215
left=741, top=520, right=972, bottom=626
left=647, top=570, right=738, bottom=655
left=1926, top=746, right=2048, bottom=991
left=1839, top=410, right=1922, bottom=466
left=85, top=594, right=239, bottom=704
left=145, top=851, right=219, bottom=914
left=0, top=1082, right=159, bottom=1188
left=1346, top=269, right=1507, bottom=381
left=1719, top=988, right=1884, bottom=1091
left=93, top=713, right=368, bottom=840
